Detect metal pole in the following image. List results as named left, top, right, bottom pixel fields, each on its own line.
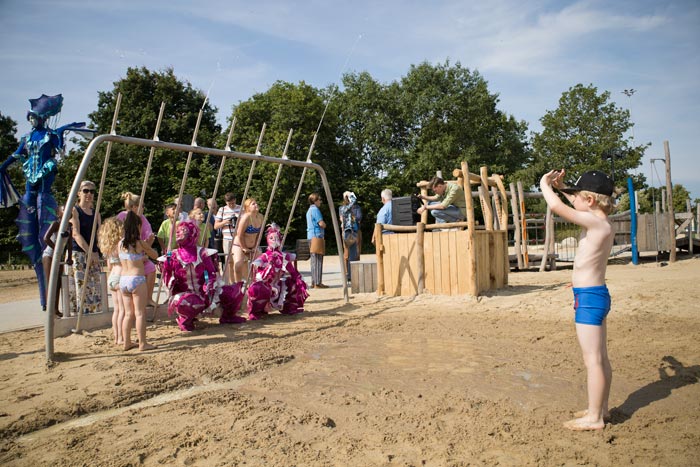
left=282, top=132, right=318, bottom=246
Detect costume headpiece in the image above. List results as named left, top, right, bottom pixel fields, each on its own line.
left=265, top=223, right=283, bottom=251
left=27, top=94, right=63, bottom=120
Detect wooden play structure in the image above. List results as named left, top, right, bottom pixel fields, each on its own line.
left=374, top=162, right=509, bottom=297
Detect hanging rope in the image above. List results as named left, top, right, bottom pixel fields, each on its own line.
left=200, top=116, right=237, bottom=247
left=137, top=102, right=166, bottom=215
left=244, top=128, right=294, bottom=290
left=280, top=35, right=362, bottom=245
left=222, top=123, right=266, bottom=283
left=73, top=93, right=122, bottom=333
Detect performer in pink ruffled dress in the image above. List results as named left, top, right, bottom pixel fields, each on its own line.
left=160, top=220, right=246, bottom=331
left=247, top=223, right=309, bottom=320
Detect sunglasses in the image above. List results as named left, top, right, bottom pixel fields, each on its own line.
left=82, top=188, right=96, bottom=194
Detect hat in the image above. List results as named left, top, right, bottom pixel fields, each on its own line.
left=560, top=170, right=614, bottom=196
left=27, top=94, right=63, bottom=120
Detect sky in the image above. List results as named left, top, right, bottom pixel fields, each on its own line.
left=1, top=0, right=698, bottom=200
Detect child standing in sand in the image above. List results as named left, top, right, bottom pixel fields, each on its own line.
left=540, top=169, right=616, bottom=431
left=119, top=211, right=158, bottom=351
left=98, top=217, right=125, bottom=346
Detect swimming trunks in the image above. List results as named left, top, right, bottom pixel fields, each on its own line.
left=119, top=275, right=146, bottom=294
left=245, top=224, right=261, bottom=234
left=573, top=285, right=611, bottom=326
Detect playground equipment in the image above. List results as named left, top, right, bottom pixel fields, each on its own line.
left=374, top=162, right=509, bottom=297
left=44, top=95, right=348, bottom=362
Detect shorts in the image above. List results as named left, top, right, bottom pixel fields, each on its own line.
left=120, top=275, right=146, bottom=294
left=573, top=285, right=611, bottom=326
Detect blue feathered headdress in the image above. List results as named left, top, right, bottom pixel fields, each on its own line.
left=27, top=94, right=64, bottom=120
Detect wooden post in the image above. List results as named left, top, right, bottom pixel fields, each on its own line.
left=420, top=184, right=429, bottom=225
left=509, top=182, right=523, bottom=269
left=548, top=208, right=557, bottom=270
left=480, top=166, right=493, bottom=230
left=539, top=206, right=552, bottom=272
left=493, top=175, right=509, bottom=231
left=664, top=141, right=676, bottom=262
left=461, top=162, right=475, bottom=233
left=491, top=186, right=501, bottom=230
left=517, top=181, right=529, bottom=268
left=375, top=223, right=385, bottom=295
left=687, top=200, right=693, bottom=255
left=416, top=222, right=425, bottom=294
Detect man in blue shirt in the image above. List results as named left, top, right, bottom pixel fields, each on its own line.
left=306, top=193, right=327, bottom=288
left=372, top=189, right=393, bottom=244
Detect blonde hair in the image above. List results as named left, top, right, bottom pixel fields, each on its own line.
left=121, top=191, right=140, bottom=210
left=243, top=198, right=257, bottom=213
left=580, top=190, right=615, bottom=215
left=189, top=208, right=204, bottom=223
left=98, top=217, right=124, bottom=255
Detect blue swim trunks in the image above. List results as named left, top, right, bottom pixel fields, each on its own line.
left=573, top=285, right=611, bottom=326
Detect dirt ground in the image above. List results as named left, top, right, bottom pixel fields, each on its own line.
left=0, top=256, right=698, bottom=466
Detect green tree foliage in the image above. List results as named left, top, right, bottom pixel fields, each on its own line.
left=395, top=61, right=530, bottom=190
left=335, top=62, right=530, bottom=235
left=224, top=80, right=351, bottom=245
left=632, top=184, right=693, bottom=214
left=0, top=112, right=22, bottom=261
left=62, top=67, right=221, bottom=224
left=525, top=84, right=646, bottom=190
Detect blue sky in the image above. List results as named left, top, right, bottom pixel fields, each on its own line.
left=1, top=0, right=698, bottom=199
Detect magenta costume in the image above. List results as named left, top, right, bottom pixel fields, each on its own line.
left=160, top=220, right=245, bottom=331
left=247, top=224, right=309, bottom=320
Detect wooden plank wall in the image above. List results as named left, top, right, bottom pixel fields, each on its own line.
left=381, top=230, right=508, bottom=297
left=637, top=213, right=671, bottom=251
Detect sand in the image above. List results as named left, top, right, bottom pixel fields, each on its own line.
left=0, top=256, right=698, bottom=466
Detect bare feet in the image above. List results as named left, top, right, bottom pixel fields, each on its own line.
left=573, top=409, right=610, bottom=421
left=123, top=342, right=138, bottom=351
left=563, top=416, right=605, bottom=431
left=139, top=343, right=157, bottom=351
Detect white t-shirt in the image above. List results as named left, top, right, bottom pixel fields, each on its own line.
left=215, top=205, right=241, bottom=240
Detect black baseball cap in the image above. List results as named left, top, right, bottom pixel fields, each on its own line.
left=560, top=170, right=614, bottom=196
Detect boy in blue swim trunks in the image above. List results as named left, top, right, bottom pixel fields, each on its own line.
left=541, top=168, right=616, bottom=431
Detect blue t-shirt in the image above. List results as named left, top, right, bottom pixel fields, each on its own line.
left=306, top=205, right=324, bottom=239
left=376, top=201, right=393, bottom=233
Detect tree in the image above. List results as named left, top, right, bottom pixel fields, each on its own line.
left=634, top=184, right=693, bottom=214
left=222, top=80, right=351, bottom=247
left=525, top=84, right=646, bottom=190
left=395, top=61, right=530, bottom=190
left=62, top=67, right=222, bottom=224
left=0, top=112, right=22, bottom=261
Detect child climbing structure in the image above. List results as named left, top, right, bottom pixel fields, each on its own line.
left=374, top=162, right=509, bottom=297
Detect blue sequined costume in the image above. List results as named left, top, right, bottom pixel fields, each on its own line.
left=0, top=94, right=90, bottom=309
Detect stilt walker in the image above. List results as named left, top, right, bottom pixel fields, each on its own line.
left=0, top=94, right=93, bottom=310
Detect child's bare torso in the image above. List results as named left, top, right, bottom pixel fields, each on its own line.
left=572, top=218, right=614, bottom=287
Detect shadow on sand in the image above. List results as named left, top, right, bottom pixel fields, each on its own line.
left=611, top=356, right=699, bottom=424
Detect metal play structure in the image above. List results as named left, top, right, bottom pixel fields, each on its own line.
left=45, top=95, right=348, bottom=362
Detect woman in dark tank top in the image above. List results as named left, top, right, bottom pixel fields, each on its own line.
left=69, top=180, right=102, bottom=314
